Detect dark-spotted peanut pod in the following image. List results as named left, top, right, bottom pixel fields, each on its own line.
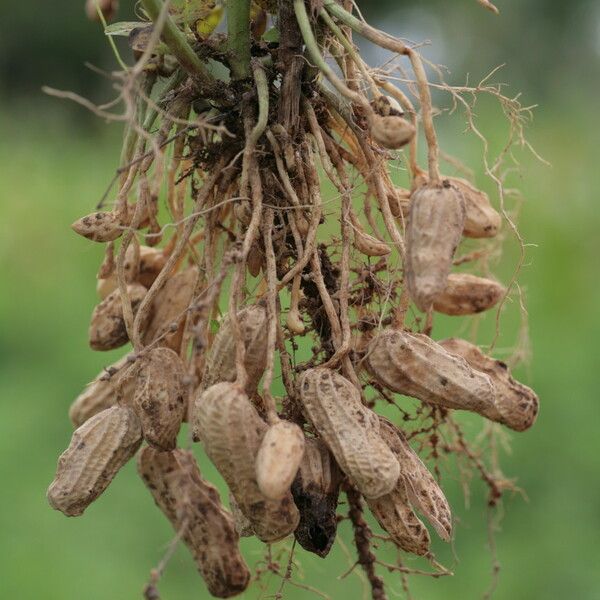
left=366, top=329, right=496, bottom=417
left=69, top=354, right=137, bottom=427
left=192, top=382, right=299, bottom=542
left=291, top=437, right=342, bottom=557
left=369, top=113, right=416, bottom=149
left=47, top=405, right=142, bottom=516
left=447, top=176, right=501, bottom=238
left=132, top=347, right=186, bottom=451
left=88, top=283, right=148, bottom=351
left=297, top=368, right=400, bottom=499
left=378, top=417, right=452, bottom=541
left=137, top=448, right=251, bottom=598
left=200, top=305, right=268, bottom=394
left=256, top=420, right=305, bottom=500
left=405, top=182, right=466, bottom=311
left=142, top=267, right=199, bottom=353
left=71, top=210, right=124, bottom=243
left=433, top=273, right=506, bottom=316
left=440, top=338, right=539, bottom=431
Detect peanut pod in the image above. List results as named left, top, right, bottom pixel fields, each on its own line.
left=405, top=183, right=466, bottom=311
left=192, top=382, right=299, bottom=542
left=256, top=420, right=305, bottom=500
left=132, top=347, right=186, bottom=450
left=297, top=368, right=400, bottom=499
left=433, top=273, right=506, bottom=316
left=448, top=177, right=501, bottom=238
left=47, top=405, right=142, bottom=516
left=88, top=283, right=148, bottom=351
left=291, top=437, right=342, bottom=557
left=366, top=329, right=496, bottom=416
left=201, top=304, right=268, bottom=393
left=71, top=210, right=124, bottom=243
left=440, top=338, right=539, bottom=431
left=137, top=448, right=251, bottom=598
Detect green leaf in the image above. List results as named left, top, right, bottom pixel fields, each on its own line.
left=263, top=26, right=280, bottom=43
left=104, top=21, right=147, bottom=36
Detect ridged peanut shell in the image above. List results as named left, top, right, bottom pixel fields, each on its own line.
left=433, top=273, right=506, bottom=316
left=228, top=493, right=254, bottom=537
left=448, top=177, right=501, bottom=238
left=440, top=338, right=539, bottom=431
left=298, top=368, right=400, bottom=499
left=388, top=187, right=411, bottom=220
left=47, top=405, right=142, bottom=516
left=192, top=382, right=299, bottom=542
left=137, top=448, right=250, bottom=598
left=97, top=245, right=167, bottom=299
left=132, top=347, right=186, bottom=450
left=405, top=183, right=466, bottom=311
left=378, top=417, right=452, bottom=541
left=366, top=329, right=496, bottom=416
left=369, top=114, right=415, bottom=149
left=291, top=438, right=342, bottom=557
left=88, top=283, right=148, bottom=351
left=69, top=355, right=137, bottom=427
left=72, top=211, right=123, bottom=242
left=201, top=305, right=268, bottom=393
left=256, top=421, right=305, bottom=499
left=366, top=479, right=431, bottom=556
left=143, top=267, right=198, bottom=352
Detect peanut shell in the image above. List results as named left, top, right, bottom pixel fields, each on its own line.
left=405, top=183, right=466, bottom=311
left=256, top=420, right=305, bottom=500
left=69, top=355, right=137, bottom=427
left=132, top=347, right=186, bottom=450
left=433, top=273, right=506, bottom=316
left=192, top=382, right=299, bottom=542
left=369, top=114, right=415, bottom=149
left=448, top=177, right=501, bottom=238
left=88, top=283, right=148, bottom=351
left=71, top=210, right=124, bottom=243
left=137, top=448, right=251, bottom=598
left=440, top=338, right=539, bottom=431
left=291, top=438, right=342, bottom=557
left=201, top=305, right=268, bottom=393
left=297, top=368, right=400, bottom=499
left=47, top=405, right=142, bottom=516
left=366, top=329, right=496, bottom=416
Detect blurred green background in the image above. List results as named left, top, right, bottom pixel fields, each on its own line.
left=1, top=1, right=599, bottom=599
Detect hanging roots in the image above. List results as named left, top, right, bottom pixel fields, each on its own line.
left=47, top=0, right=541, bottom=598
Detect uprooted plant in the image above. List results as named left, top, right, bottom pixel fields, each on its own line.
left=46, top=0, right=541, bottom=597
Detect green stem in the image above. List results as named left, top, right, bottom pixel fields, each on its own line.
left=293, top=0, right=368, bottom=110
left=227, top=0, right=252, bottom=80
left=141, top=0, right=217, bottom=92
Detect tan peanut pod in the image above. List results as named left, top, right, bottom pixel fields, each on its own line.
left=440, top=338, right=540, bottom=431
left=47, top=405, right=142, bottom=516
left=85, top=0, right=118, bottom=22
left=291, top=437, right=342, bottom=557
left=286, top=307, right=305, bottom=335
left=405, top=183, right=466, bottom=311
left=71, top=210, right=124, bottom=243
left=97, top=245, right=167, bottom=299
left=256, top=420, right=305, bottom=499
left=366, top=480, right=431, bottom=556
left=137, top=448, right=251, bottom=598
left=388, top=187, right=411, bottom=220
left=433, top=273, right=506, bottom=316
left=192, top=382, right=299, bottom=542
left=378, top=417, right=452, bottom=541
left=350, top=212, right=390, bottom=257
left=366, top=329, right=496, bottom=417
left=143, top=267, right=198, bottom=352
left=247, top=243, right=263, bottom=277
left=201, top=305, right=268, bottom=393
left=228, top=493, right=254, bottom=537
left=69, top=355, right=137, bottom=427
left=297, top=368, right=400, bottom=499
left=88, top=283, right=148, bottom=351
left=448, top=177, right=501, bottom=238
left=369, top=114, right=415, bottom=150
left=132, top=348, right=186, bottom=450
left=372, top=94, right=404, bottom=117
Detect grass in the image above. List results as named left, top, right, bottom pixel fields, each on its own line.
left=0, top=97, right=599, bottom=599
